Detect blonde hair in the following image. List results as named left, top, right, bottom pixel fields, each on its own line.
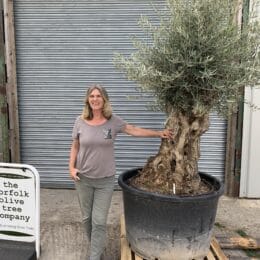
left=81, top=84, right=113, bottom=120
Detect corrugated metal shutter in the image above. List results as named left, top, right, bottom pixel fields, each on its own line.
left=13, top=0, right=226, bottom=188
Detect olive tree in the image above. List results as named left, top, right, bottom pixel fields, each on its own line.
left=114, top=0, right=260, bottom=195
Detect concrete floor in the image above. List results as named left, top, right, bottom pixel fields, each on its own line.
left=39, top=189, right=260, bottom=260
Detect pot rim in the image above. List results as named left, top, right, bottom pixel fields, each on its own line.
left=118, top=168, right=224, bottom=202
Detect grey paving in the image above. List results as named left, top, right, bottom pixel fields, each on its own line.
left=40, top=189, right=122, bottom=260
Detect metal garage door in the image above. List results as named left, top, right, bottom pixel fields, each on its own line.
left=13, top=0, right=227, bottom=188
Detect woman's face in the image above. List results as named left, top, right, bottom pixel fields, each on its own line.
left=88, top=88, right=105, bottom=112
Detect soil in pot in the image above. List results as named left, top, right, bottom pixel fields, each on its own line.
left=129, top=168, right=214, bottom=196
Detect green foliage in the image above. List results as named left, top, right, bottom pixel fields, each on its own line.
left=244, top=249, right=260, bottom=258
left=214, top=222, right=226, bottom=229
left=114, top=0, right=260, bottom=117
left=236, top=229, right=249, bottom=238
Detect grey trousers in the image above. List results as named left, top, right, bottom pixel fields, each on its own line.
left=75, top=174, right=114, bottom=260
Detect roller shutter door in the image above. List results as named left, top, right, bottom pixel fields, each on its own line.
left=13, top=0, right=227, bottom=188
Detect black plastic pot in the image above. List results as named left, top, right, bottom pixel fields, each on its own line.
left=118, top=168, right=224, bottom=260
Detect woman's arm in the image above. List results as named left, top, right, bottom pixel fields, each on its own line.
left=69, top=139, right=80, bottom=181
left=123, top=124, right=172, bottom=138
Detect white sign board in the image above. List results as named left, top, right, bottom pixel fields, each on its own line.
left=0, top=163, right=40, bottom=258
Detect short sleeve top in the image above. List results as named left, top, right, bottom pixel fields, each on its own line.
left=72, top=114, right=127, bottom=178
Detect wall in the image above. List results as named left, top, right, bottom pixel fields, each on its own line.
left=240, top=0, right=260, bottom=198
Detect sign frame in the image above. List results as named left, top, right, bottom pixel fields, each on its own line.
left=0, top=162, right=40, bottom=259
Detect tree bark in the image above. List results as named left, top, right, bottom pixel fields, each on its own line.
left=131, top=111, right=210, bottom=195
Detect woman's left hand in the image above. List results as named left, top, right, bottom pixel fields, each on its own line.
left=160, top=129, right=174, bottom=139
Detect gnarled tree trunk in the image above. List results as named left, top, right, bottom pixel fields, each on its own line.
left=131, top=111, right=211, bottom=195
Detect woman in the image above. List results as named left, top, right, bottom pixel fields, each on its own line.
left=69, top=84, right=172, bottom=260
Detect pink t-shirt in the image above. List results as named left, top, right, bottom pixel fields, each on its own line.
left=72, top=114, right=127, bottom=178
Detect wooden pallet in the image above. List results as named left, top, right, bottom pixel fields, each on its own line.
left=217, top=235, right=260, bottom=250
left=120, top=215, right=228, bottom=260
